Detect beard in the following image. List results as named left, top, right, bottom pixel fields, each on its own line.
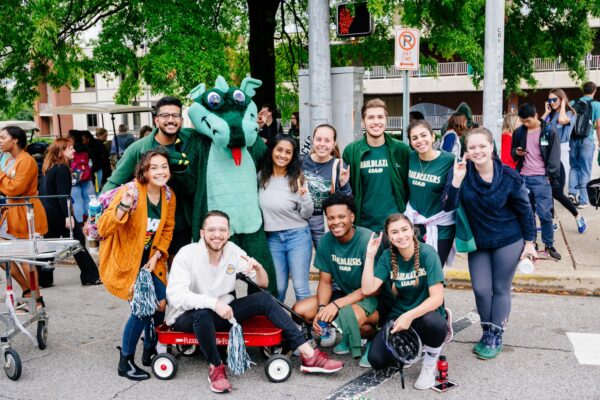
left=159, top=124, right=180, bottom=137
left=205, top=239, right=226, bottom=253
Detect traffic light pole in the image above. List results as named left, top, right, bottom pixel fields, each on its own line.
left=308, top=0, right=332, bottom=136
left=482, top=0, right=505, bottom=148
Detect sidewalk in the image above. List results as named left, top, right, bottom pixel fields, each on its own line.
left=445, top=149, right=600, bottom=296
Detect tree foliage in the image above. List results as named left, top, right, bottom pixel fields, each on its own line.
left=366, top=0, right=600, bottom=95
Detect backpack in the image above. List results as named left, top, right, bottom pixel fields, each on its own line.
left=71, top=151, right=92, bottom=183
left=571, top=99, right=593, bottom=140
left=586, top=178, right=600, bottom=209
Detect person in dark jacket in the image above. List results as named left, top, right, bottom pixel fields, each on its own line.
left=443, top=127, right=537, bottom=360
left=40, top=138, right=101, bottom=286
left=510, top=103, right=561, bottom=260
left=82, top=130, right=111, bottom=191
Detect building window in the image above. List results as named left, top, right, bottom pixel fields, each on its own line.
left=87, top=114, right=98, bottom=129
left=84, top=77, right=96, bottom=92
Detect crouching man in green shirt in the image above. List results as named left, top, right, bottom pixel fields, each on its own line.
left=292, top=193, right=380, bottom=368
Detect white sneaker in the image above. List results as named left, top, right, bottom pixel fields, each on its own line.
left=414, top=362, right=437, bottom=390
left=319, top=327, right=337, bottom=348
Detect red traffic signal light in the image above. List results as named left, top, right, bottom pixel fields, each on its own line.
left=336, top=2, right=373, bottom=38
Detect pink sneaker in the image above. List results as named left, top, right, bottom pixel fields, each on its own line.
left=300, top=348, right=344, bottom=373
left=208, top=364, right=232, bottom=393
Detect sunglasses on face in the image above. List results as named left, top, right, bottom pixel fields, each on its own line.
left=547, top=98, right=558, bottom=104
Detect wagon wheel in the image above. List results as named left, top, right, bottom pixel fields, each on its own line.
left=151, top=353, right=178, bottom=380
left=175, top=344, right=200, bottom=357
left=264, top=354, right=291, bottom=383
left=4, top=349, right=22, bottom=381
left=37, top=320, right=48, bottom=350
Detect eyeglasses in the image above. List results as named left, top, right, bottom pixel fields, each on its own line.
left=547, top=98, right=558, bottom=104
left=157, top=113, right=182, bottom=120
left=204, top=227, right=229, bottom=234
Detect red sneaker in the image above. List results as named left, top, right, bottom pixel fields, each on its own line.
left=300, top=348, right=344, bottom=373
left=208, top=364, right=232, bottom=393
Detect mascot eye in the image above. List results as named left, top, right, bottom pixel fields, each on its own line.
left=206, top=92, right=222, bottom=109
left=233, top=90, right=246, bottom=104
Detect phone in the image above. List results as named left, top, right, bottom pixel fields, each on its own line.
left=431, top=381, right=457, bottom=392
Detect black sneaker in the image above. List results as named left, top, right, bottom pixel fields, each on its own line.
left=545, top=246, right=561, bottom=261
left=568, top=194, right=579, bottom=206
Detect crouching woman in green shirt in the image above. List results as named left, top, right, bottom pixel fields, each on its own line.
left=362, top=213, right=449, bottom=390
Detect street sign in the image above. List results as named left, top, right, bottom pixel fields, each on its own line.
left=394, top=28, right=420, bottom=70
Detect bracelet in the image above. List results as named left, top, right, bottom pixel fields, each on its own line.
left=331, top=301, right=341, bottom=310
left=118, top=201, right=132, bottom=209
left=318, top=304, right=326, bottom=309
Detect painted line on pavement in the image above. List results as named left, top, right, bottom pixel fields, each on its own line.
left=323, top=311, right=480, bottom=400
left=566, top=332, right=600, bottom=366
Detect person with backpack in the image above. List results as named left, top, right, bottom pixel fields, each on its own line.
left=68, top=130, right=94, bottom=223
left=40, top=138, right=101, bottom=287
left=541, top=89, right=587, bottom=234
left=440, top=112, right=468, bottom=158
left=97, top=148, right=176, bottom=381
left=568, top=81, right=600, bottom=209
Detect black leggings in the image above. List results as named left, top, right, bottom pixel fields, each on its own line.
left=552, top=163, right=578, bottom=217
left=368, top=311, right=446, bottom=370
left=437, top=237, right=454, bottom=268
left=172, top=291, right=306, bottom=366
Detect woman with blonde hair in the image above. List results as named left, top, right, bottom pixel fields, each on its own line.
left=40, top=138, right=101, bottom=286
left=500, top=112, right=520, bottom=169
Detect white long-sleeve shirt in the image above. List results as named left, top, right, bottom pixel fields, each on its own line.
left=165, top=240, right=256, bottom=326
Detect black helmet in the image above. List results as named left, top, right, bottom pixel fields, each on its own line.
left=383, top=320, right=422, bottom=388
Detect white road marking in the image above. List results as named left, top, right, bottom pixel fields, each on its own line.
left=566, top=332, right=600, bottom=366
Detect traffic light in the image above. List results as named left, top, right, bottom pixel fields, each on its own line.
left=336, top=2, right=373, bottom=38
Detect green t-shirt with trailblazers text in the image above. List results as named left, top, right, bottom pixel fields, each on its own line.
left=141, top=196, right=162, bottom=266
left=374, top=243, right=445, bottom=320
left=359, top=145, right=399, bottom=232
left=314, top=226, right=378, bottom=295
left=408, top=151, right=455, bottom=240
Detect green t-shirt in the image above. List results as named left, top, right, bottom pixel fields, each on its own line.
left=141, top=196, right=162, bottom=266
left=359, top=145, right=399, bottom=232
left=408, top=151, right=455, bottom=240
left=314, top=226, right=375, bottom=295
left=374, top=243, right=445, bottom=319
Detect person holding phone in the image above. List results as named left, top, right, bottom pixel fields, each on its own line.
left=97, top=148, right=176, bottom=381
left=258, top=134, right=314, bottom=302
left=443, top=127, right=537, bottom=360
left=541, top=89, right=587, bottom=234
left=362, top=214, right=449, bottom=390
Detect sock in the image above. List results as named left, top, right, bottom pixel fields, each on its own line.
left=423, top=345, right=442, bottom=366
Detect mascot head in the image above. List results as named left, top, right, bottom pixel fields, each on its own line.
left=187, top=76, right=262, bottom=166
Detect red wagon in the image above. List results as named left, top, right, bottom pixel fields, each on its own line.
left=151, top=315, right=293, bottom=383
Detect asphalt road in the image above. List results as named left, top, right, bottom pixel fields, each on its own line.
left=1, top=266, right=598, bottom=400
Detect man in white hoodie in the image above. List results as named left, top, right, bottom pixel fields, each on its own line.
left=166, top=210, right=343, bottom=394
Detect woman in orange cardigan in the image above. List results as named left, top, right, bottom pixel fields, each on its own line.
left=97, top=148, right=175, bottom=381
left=0, top=126, right=48, bottom=311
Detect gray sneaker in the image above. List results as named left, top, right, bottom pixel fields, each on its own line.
left=319, top=327, right=337, bottom=348
left=414, top=361, right=437, bottom=390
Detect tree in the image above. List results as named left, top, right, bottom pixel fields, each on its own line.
left=365, top=0, right=600, bottom=95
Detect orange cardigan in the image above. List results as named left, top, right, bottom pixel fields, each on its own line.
left=0, top=151, right=48, bottom=238
left=97, top=181, right=176, bottom=301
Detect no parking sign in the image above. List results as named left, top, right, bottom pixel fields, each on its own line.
left=395, top=28, right=420, bottom=70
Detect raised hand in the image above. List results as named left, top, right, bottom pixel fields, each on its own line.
left=451, top=153, right=468, bottom=188
left=121, top=187, right=136, bottom=207
left=240, top=254, right=262, bottom=275
left=297, top=176, right=308, bottom=196
left=366, top=232, right=382, bottom=258
left=339, top=163, right=350, bottom=187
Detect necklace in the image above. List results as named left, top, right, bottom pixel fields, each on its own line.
left=418, top=151, right=439, bottom=175
left=311, top=155, right=332, bottom=176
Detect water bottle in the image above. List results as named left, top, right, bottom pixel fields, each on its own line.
left=318, top=320, right=329, bottom=340
left=437, top=355, right=448, bottom=382
left=86, top=195, right=102, bottom=253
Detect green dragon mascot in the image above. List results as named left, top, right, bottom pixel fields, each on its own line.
left=187, top=76, right=276, bottom=294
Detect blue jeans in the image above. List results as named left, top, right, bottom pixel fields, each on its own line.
left=568, top=136, right=595, bottom=205
left=121, top=273, right=166, bottom=356
left=266, top=226, right=312, bottom=302
left=523, top=175, right=554, bottom=247
left=307, top=214, right=326, bottom=248
left=71, top=180, right=95, bottom=222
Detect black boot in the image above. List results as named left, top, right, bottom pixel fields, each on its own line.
left=141, top=346, right=157, bottom=367
left=118, top=352, right=150, bottom=381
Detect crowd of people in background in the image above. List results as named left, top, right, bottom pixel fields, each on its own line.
left=0, top=79, right=599, bottom=394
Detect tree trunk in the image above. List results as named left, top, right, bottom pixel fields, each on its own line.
left=247, top=0, right=280, bottom=111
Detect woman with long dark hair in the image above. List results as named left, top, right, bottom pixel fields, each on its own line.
left=98, top=148, right=175, bottom=380
left=541, top=88, right=586, bottom=233
left=0, top=126, right=48, bottom=310
left=68, top=129, right=95, bottom=223
left=40, top=138, right=101, bottom=286
left=258, top=134, right=314, bottom=302
left=362, top=214, right=448, bottom=390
